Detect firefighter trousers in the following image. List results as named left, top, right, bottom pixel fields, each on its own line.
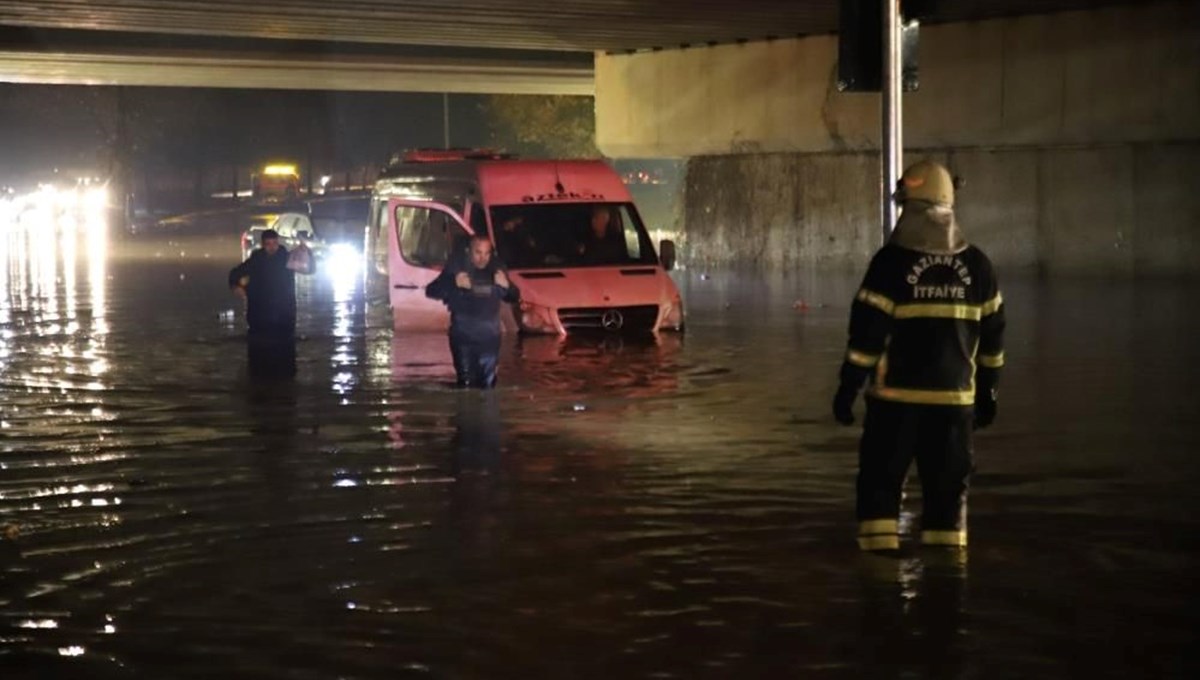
left=856, top=398, right=974, bottom=550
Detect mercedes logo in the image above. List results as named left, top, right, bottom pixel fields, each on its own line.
left=601, top=309, right=624, bottom=331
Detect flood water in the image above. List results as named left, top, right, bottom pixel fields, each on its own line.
left=1, top=211, right=1197, bottom=678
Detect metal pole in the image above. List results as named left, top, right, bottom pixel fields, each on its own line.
left=881, top=0, right=902, bottom=242
left=442, top=93, right=451, bottom=149
left=893, top=13, right=904, bottom=206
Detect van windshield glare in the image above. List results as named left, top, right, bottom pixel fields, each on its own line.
left=490, top=203, right=657, bottom=270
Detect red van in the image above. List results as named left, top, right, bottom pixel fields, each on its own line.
left=367, top=150, right=683, bottom=335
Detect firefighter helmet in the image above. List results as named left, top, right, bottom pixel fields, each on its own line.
left=900, top=160, right=955, bottom=207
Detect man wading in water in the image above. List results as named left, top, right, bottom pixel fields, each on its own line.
left=228, top=229, right=314, bottom=377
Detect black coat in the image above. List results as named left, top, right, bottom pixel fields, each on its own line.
left=580, top=234, right=628, bottom=265
left=229, top=247, right=297, bottom=335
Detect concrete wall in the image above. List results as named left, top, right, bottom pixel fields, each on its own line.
left=596, top=2, right=1200, bottom=275
left=597, top=2, right=1200, bottom=155
left=684, top=143, right=1200, bottom=277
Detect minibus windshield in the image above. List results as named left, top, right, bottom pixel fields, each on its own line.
left=490, top=203, right=658, bottom=269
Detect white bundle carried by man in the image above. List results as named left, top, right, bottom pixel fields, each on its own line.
left=287, top=243, right=315, bottom=274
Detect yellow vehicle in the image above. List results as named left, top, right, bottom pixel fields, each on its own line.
left=251, top=164, right=300, bottom=204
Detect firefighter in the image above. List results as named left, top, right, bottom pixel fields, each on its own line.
left=426, top=236, right=520, bottom=389
left=833, top=160, right=1005, bottom=551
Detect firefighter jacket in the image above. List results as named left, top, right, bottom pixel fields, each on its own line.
left=841, top=241, right=1005, bottom=406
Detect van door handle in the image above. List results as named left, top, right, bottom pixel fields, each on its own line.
left=393, top=284, right=419, bottom=290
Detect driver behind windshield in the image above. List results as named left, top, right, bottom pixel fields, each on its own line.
left=496, top=214, right=539, bottom=268
left=578, top=205, right=628, bottom=265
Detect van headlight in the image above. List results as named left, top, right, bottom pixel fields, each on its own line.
left=519, top=301, right=560, bottom=335
left=661, top=295, right=685, bottom=331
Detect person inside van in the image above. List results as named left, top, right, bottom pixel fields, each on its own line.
left=425, top=236, right=520, bottom=389
left=579, top=205, right=628, bottom=265
left=496, top=214, right=539, bottom=268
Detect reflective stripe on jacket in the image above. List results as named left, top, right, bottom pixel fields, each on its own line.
left=844, top=244, right=1005, bottom=406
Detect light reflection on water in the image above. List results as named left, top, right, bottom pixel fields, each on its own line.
left=0, top=206, right=1197, bottom=678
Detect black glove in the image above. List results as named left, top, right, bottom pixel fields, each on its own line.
left=833, top=383, right=859, bottom=426
left=835, top=362, right=873, bottom=426
left=832, top=362, right=871, bottom=426
left=974, top=393, right=996, bottom=430
left=974, top=367, right=999, bottom=430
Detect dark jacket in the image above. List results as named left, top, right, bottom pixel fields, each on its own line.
left=841, top=243, right=1005, bottom=406
left=580, top=234, right=628, bottom=265
left=425, top=257, right=520, bottom=342
left=229, top=246, right=297, bottom=335
left=496, top=225, right=540, bottom=269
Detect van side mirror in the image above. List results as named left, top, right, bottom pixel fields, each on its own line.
left=659, top=239, right=676, bottom=271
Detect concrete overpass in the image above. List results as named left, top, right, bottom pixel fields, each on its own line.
left=0, top=0, right=1135, bottom=93
left=1, top=0, right=1195, bottom=275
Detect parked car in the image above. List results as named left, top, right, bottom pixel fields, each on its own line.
left=239, top=214, right=277, bottom=259
left=238, top=212, right=314, bottom=260
left=238, top=197, right=370, bottom=281
left=305, top=194, right=371, bottom=279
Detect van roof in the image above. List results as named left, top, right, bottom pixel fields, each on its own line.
left=389, top=148, right=513, bottom=163
left=375, top=159, right=632, bottom=206
left=478, top=160, right=632, bottom=206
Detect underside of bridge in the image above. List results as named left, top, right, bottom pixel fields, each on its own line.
left=2, top=0, right=1193, bottom=276
left=0, top=0, right=1136, bottom=92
